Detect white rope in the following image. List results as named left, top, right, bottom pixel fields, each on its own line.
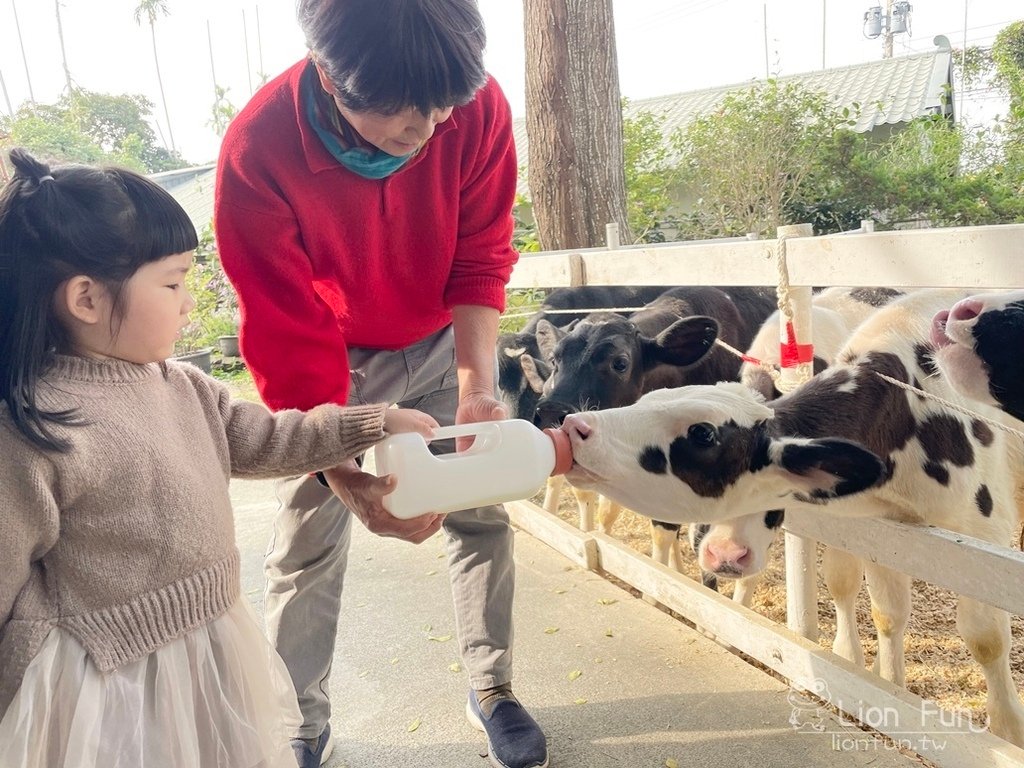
left=501, top=306, right=649, bottom=322
left=775, top=235, right=795, bottom=324
left=874, top=372, right=1024, bottom=442
left=773, top=234, right=813, bottom=392
left=713, top=338, right=782, bottom=383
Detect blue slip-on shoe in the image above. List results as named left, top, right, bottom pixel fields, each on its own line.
left=466, top=688, right=549, bottom=768
left=290, top=723, right=334, bottom=768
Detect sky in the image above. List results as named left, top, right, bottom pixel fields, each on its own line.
left=0, top=1, right=1017, bottom=165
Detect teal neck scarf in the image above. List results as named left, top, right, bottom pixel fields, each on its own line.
left=302, top=66, right=414, bottom=180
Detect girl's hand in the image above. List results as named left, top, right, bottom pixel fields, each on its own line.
left=383, top=408, right=438, bottom=438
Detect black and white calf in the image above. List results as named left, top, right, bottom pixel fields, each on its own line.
left=562, top=289, right=1024, bottom=747
left=693, top=287, right=903, bottom=598
left=932, top=289, right=1024, bottom=422
left=530, top=286, right=776, bottom=574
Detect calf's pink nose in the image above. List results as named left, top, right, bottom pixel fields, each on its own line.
left=562, top=413, right=591, bottom=440
left=950, top=298, right=983, bottom=322
left=704, top=541, right=750, bottom=572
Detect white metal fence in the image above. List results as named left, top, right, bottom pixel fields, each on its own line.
left=504, top=222, right=1024, bottom=767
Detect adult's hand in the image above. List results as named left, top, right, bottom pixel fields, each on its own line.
left=322, top=461, right=443, bottom=544
left=454, top=392, right=508, bottom=452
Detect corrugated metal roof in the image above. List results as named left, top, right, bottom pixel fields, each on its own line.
left=512, top=38, right=954, bottom=190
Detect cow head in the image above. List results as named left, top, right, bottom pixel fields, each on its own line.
left=689, top=509, right=785, bottom=579
left=931, top=290, right=1024, bottom=422
left=561, top=382, right=886, bottom=524
left=532, top=313, right=721, bottom=427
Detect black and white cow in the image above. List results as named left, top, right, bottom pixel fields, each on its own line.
left=498, top=286, right=667, bottom=421
left=561, top=289, right=1024, bottom=747
left=932, top=289, right=1024, bottom=422
left=692, top=287, right=904, bottom=598
left=529, top=286, right=776, bottom=575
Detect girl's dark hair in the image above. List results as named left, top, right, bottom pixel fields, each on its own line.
left=0, top=148, right=199, bottom=452
left=297, top=0, right=487, bottom=115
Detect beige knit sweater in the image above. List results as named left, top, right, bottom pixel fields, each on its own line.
left=0, top=355, right=387, bottom=718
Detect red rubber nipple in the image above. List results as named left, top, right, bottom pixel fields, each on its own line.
left=543, top=427, right=573, bottom=476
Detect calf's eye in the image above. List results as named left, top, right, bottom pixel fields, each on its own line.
left=688, top=422, right=718, bottom=447
left=612, top=356, right=629, bottom=373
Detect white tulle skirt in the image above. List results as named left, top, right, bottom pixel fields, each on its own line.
left=0, top=599, right=300, bottom=768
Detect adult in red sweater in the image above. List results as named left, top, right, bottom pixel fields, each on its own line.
left=214, top=2, right=548, bottom=768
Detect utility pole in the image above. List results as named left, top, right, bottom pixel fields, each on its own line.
left=763, top=3, right=769, bottom=78
left=882, top=0, right=894, bottom=58
left=821, top=0, right=826, bottom=69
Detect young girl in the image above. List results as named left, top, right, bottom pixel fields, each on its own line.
left=0, top=148, right=437, bottom=768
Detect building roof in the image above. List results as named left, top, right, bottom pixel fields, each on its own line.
left=149, top=162, right=217, bottom=233
left=512, top=35, right=955, bottom=190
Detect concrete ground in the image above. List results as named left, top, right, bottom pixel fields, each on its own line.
left=231, top=478, right=921, bottom=768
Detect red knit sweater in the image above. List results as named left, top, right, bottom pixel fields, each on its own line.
left=215, top=60, right=518, bottom=411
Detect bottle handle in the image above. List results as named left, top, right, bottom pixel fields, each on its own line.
left=428, top=421, right=502, bottom=450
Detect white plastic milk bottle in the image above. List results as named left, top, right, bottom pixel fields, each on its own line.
left=372, top=419, right=573, bottom=519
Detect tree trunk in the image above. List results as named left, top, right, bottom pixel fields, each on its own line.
left=523, top=0, right=631, bottom=250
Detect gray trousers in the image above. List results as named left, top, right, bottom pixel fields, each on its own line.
left=263, top=325, right=515, bottom=739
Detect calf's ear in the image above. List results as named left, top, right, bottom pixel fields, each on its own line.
left=535, top=319, right=566, bottom=362
left=520, top=354, right=551, bottom=394
left=771, top=437, right=886, bottom=503
left=648, top=316, right=719, bottom=367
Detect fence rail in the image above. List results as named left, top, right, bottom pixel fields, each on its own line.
left=504, top=221, right=1024, bottom=767
left=507, top=223, right=1024, bottom=289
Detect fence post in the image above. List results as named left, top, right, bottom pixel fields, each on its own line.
left=775, top=222, right=819, bottom=642
left=775, top=223, right=814, bottom=393
left=605, top=222, right=620, bottom=250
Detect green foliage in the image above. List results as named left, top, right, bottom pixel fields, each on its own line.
left=512, top=189, right=541, bottom=253
left=208, top=85, right=238, bottom=138
left=953, top=45, right=997, bottom=92
left=133, top=0, right=169, bottom=26
left=993, top=22, right=1024, bottom=110
left=65, top=89, right=182, bottom=171
left=674, top=79, right=857, bottom=238
left=4, top=111, right=105, bottom=167
left=839, top=116, right=1024, bottom=227
left=993, top=21, right=1024, bottom=157
left=622, top=103, right=681, bottom=243
left=500, top=288, right=547, bottom=334
left=0, top=89, right=187, bottom=173
left=175, top=224, right=240, bottom=354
